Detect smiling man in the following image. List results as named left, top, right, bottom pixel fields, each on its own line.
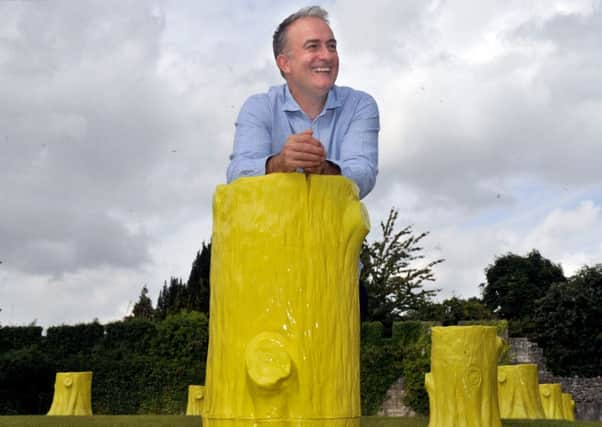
left=226, top=6, right=379, bottom=200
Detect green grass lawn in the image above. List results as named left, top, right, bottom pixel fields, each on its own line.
left=0, top=417, right=600, bottom=427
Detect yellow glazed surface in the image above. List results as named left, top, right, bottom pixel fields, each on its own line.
left=47, top=371, right=93, bottom=416
left=497, top=364, right=545, bottom=419
left=562, top=392, right=575, bottom=421
left=186, top=385, right=206, bottom=416
left=204, top=174, right=369, bottom=426
left=426, top=326, right=503, bottom=427
left=539, top=383, right=564, bottom=420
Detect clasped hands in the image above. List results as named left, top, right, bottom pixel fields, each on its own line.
left=266, top=129, right=340, bottom=175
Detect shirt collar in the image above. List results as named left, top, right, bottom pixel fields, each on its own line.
left=282, top=84, right=343, bottom=114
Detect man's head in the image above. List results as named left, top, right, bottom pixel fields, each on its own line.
left=273, top=6, right=339, bottom=100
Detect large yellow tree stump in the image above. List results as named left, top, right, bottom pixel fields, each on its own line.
left=425, top=326, right=504, bottom=427
left=539, top=383, right=564, bottom=419
left=562, top=393, right=575, bottom=421
left=204, top=174, right=369, bottom=427
left=47, top=371, right=93, bottom=416
left=186, top=385, right=206, bottom=416
left=497, top=364, right=545, bottom=419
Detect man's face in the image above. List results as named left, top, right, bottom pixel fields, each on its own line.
left=278, top=17, right=339, bottom=100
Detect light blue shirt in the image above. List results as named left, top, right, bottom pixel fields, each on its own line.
left=226, top=84, right=379, bottom=199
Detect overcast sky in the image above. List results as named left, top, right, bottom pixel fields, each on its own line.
left=1, top=0, right=601, bottom=328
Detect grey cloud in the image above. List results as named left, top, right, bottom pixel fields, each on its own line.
left=372, top=8, right=602, bottom=213
left=1, top=0, right=600, bottom=326
left=0, top=0, right=203, bottom=276
left=0, top=200, right=150, bottom=275
left=511, top=11, right=602, bottom=103
left=332, top=1, right=434, bottom=67
left=2, top=1, right=164, bottom=77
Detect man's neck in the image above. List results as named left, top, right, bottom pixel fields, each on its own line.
left=288, top=85, right=329, bottom=120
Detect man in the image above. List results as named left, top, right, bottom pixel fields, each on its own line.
left=226, top=6, right=379, bottom=200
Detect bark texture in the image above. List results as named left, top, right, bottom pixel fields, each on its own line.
left=539, top=383, right=564, bottom=419
left=186, top=385, right=205, bottom=416
left=47, top=371, right=93, bottom=416
left=426, top=326, right=503, bottom=427
left=204, top=174, right=368, bottom=427
left=562, top=393, right=575, bottom=421
left=497, top=364, right=545, bottom=419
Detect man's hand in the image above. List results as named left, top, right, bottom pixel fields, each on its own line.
left=267, top=129, right=324, bottom=172
left=266, top=129, right=340, bottom=175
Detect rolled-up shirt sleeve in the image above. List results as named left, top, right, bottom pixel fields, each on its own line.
left=328, top=93, right=379, bottom=199
left=226, top=95, right=272, bottom=183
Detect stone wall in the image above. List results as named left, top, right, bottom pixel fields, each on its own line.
left=377, top=377, right=415, bottom=417
left=509, top=337, right=602, bottom=421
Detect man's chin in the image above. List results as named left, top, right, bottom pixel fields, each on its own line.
left=312, top=79, right=336, bottom=93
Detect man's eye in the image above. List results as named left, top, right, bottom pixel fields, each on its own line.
left=327, top=44, right=337, bottom=51
left=307, top=44, right=318, bottom=50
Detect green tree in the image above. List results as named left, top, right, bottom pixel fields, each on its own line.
left=360, top=208, right=444, bottom=325
left=533, top=264, right=602, bottom=377
left=151, top=244, right=211, bottom=320
left=186, top=242, right=211, bottom=314
left=155, top=277, right=187, bottom=320
left=146, top=311, right=209, bottom=413
left=409, top=296, right=493, bottom=325
left=480, top=250, right=565, bottom=336
left=131, top=285, right=155, bottom=320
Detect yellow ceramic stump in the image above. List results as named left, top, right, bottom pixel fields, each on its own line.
left=562, top=393, right=575, bottom=421
left=186, top=385, right=206, bottom=416
left=425, top=326, right=504, bottom=427
left=204, top=174, right=369, bottom=427
left=497, top=364, right=545, bottom=419
left=539, top=383, right=564, bottom=419
left=47, top=371, right=93, bottom=416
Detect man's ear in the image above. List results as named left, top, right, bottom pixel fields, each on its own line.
left=276, top=54, right=289, bottom=75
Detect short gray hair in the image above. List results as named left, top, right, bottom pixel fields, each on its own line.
left=272, top=6, right=330, bottom=59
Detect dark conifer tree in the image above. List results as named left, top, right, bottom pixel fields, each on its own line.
left=155, top=277, right=187, bottom=320
left=131, top=285, right=155, bottom=320
left=186, top=242, right=211, bottom=314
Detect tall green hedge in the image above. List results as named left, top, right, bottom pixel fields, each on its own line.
left=360, top=321, right=431, bottom=416
left=3, top=317, right=443, bottom=416
left=0, top=326, right=43, bottom=353
left=0, top=312, right=208, bottom=415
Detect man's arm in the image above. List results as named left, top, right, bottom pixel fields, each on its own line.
left=328, top=93, right=379, bottom=198
left=227, top=97, right=330, bottom=182
left=226, top=95, right=274, bottom=183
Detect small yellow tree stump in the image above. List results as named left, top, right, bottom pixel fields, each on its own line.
left=204, top=174, right=368, bottom=427
left=425, top=326, right=504, bottom=427
left=497, top=364, right=545, bottom=419
left=562, top=393, right=575, bottom=421
left=186, top=385, right=206, bottom=416
left=47, top=371, right=93, bottom=416
left=539, top=383, right=564, bottom=419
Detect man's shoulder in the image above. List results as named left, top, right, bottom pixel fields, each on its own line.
left=331, top=85, right=378, bottom=113
left=240, top=85, right=286, bottom=111
left=244, top=85, right=285, bottom=102
left=332, top=85, right=377, bottom=105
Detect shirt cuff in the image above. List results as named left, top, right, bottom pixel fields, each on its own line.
left=227, top=155, right=272, bottom=182
left=326, top=158, right=343, bottom=174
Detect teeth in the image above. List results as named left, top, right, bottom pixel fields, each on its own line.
left=313, top=67, right=331, bottom=72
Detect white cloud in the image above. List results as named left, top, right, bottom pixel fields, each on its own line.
left=1, top=0, right=600, bottom=327
left=521, top=200, right=602, bottom=273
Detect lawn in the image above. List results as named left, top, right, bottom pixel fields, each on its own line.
left=0, top=417, right=600, bottom=427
